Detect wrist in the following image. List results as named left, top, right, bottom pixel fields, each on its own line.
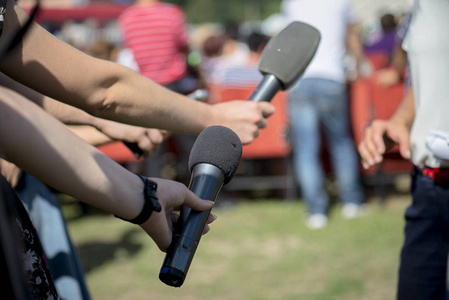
left=115, top=174, right=162, bottom=225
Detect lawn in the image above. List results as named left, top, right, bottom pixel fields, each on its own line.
left=65, top=194, right=410, bottom=300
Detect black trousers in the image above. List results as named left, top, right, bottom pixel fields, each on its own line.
left=397, top=167, right=449, bottom=300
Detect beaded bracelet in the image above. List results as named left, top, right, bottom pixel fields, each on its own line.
left=115, top=174, right=162, bottom=225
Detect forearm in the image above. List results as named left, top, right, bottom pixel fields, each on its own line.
left=69, top=125, right=112, bottom=146
left=390, top=87, right=415, bottom=130
left=346, top=24, right=366, bottom=64
left=0, top=87, right=144, bottom=219
left=0, top=71, right=98, bottom=125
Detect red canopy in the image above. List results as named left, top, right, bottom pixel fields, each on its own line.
left=25, top=3, right=128, bottom=25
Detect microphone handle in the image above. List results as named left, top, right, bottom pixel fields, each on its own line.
left=159, top=163, right=225, bottom=287
left=248, top=74, right=282, bottom=102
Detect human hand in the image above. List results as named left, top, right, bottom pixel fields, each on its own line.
left=139, top=178, right=216, bottom=252
left=375, top=68, right=401, bottom=88
left=0, top=159, right=22, bottom=188
left=94, top=118, right=168, bottom=156
left=209, top=100, right=275, bottom=144
left=358, top=119, right=411, bottom=169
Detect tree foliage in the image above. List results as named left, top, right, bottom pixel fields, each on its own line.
left=166, top=0, right=282, bottom=24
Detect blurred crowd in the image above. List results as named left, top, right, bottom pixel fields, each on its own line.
left=37, top=1, right=414, bottom=213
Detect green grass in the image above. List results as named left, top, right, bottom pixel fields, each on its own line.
left=65, top=195, right=410, bottom=300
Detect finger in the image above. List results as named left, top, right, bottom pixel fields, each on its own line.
left=182, top=190, right=214, bottom=211
left=202, top=224, right=211, bottom=235
left=362, top=127, right=383, bottom=162
left=206, top=213, right=217, bottom=225
left=256, top=118, right=268, bottom=129
left=370, top=121, right=389, bottom=154
left=258, top=102, right=276, bottom=118
left=358, top=141, right=381, bottom=169
left=141, top=211, right=172, bottom=252
left=387, top=128, right=411, bottom=159
left=137, top=137, right=153, bottom=157
left=147, top=129, right=165, bottom=146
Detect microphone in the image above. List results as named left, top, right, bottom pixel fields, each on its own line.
left=249, top=21, right=321, bottom=102
left=159, top=22, right=320, bottom=288
left=159, top=125, right=242, bottom=287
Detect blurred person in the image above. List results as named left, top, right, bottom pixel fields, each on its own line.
left=358, top=0, right=449, bottom=299
left=217, top=31, right=269, bottom=88
left=199, top=33, right=227, bottom=87
left=374, top=13, right=411, bottom=88
left=207, top=21, right=250, bottom=85
left=118, top=0, right=199, bottom=184
left=281, top=0, right=369, bottom=229
left=118, top=0, right=189, bottom=93
left=363, top=13, right=398, bottom=59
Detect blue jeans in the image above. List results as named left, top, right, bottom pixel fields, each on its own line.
left=397, top=167, right=449, bottom=300
left=288, top=78, right=363, bottom=215
left=15, top=173, right=91, bottom=300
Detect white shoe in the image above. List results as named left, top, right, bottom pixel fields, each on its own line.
left=341, top=203, right=368, bottom=219
left=306, top=214, right=328, bottom=229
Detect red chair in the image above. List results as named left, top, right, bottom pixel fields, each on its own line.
left=211, top=85, right=296, bottom=199
left=350, top=76, right=412, bottom=200
left=97, top=141, right=141, bottom=165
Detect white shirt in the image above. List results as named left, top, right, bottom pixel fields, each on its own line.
left=403, top=0, right=449, bottom=167
left=281, top=0, right=357, bottom=83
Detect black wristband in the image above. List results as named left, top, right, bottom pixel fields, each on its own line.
left=115, top=174, right=162, bottom=225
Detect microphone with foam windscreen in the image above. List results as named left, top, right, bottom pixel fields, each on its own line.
left=159, top=125, right=242, bottom=287
left=248, top=21, right=321, bottom=102
left=158, top=21, right=320, bottom=288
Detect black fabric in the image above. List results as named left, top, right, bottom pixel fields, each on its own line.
left=0, top=174, right=31, bottom=299
left=0, top=0, right=6, bottom=37
left=0, top=0, right=40, bottom=57
left=0, top=174, right=59, bottom=299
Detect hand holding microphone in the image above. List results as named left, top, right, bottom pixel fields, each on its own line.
left=159, top=125, right=242, bottom=287
left=159, top=22, right=321, bottom=288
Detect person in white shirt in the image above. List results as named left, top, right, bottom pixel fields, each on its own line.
left=281, top=0, right=368, bottom=229
left=358, top=0, right=449, bottom=298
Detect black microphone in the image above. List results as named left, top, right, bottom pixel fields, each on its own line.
left=159, top=125, right=242, bottom=287
left=158, top=22, right=320, bottom=288
left=249, top=21, right=321, bottom=102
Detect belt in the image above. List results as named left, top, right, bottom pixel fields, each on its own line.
left=422, top=167, right=449, bottom=183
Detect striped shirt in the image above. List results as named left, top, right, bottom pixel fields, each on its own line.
left=218, top=63, right=263, bottom=89
left=118, top=2, right=188, bottom=85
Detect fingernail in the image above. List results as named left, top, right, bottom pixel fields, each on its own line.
left=374, top=156, right=382, bottom=163
left=362, top=162, right=369, bottom=170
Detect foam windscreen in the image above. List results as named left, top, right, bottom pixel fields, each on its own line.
left=188, top=126, right=242, bottom=184
left=258, top=21, right=321, bottom=90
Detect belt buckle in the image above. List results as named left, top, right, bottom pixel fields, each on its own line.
left=422, top=167, right=449, bottom=183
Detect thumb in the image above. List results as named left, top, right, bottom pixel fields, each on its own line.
left=386, top=128, right=411, bottom=159
left=182, top=190, right=214, bottom=211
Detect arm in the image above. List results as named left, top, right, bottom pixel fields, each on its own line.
left=0, top=71, right=165, bottom=156
left=346, top=23, right=372, bottom=78
left=358, top=87, right=415, bottom=169
left=0, top=0, right=274, bottom=144
left=0, top=85, right=214, bottom=251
